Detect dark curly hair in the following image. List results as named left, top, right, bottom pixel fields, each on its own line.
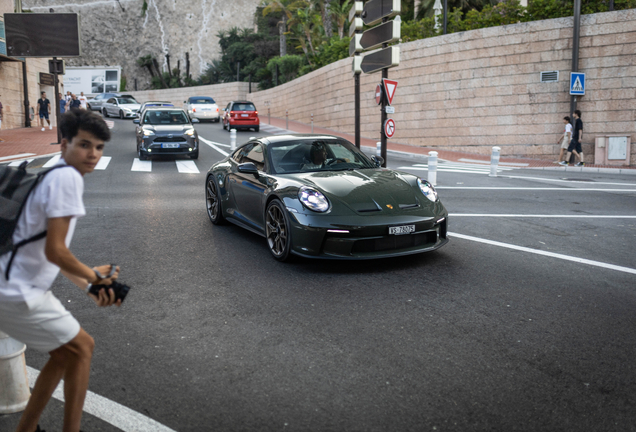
left=59, top=109, right=111, bottom=142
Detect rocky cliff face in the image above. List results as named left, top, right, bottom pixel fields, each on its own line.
left=23, top=0, right=261, bottom=90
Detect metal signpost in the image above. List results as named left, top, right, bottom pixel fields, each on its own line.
left=350, top=0, right=401, bottom=166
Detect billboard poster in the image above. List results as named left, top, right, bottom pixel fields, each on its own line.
left=64, top=67, right=121, bottom=95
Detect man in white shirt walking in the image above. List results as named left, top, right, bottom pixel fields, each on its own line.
left=78, top=92, right=88, bottom=110
left=0, top=109, right=121, bottom=432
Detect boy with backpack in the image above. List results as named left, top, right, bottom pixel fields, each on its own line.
left=0, top=109, right=121, bottom=432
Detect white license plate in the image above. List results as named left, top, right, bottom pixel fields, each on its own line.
left=389, top=225, right=415, bottom=235
left=161, top=143, right=180, bottom=148
left=201, top=108, right=211, bottom=111
left=241, top=114, right=249, bottom=117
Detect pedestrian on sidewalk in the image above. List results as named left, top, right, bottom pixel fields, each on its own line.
left=58, top=92, right=66, bottom=114
left=69, top=94, right=82, bottom=111
left=36, top=91, right=52, bottom=131
left=560, top=110, right=584, bottom=167
left=78, top=92, right=88, bottom=110
left=556, top=116, right=572, bottom=163
left=65, top=91, right=72, bottom=106
left=0, top=109, right=121, bottom=432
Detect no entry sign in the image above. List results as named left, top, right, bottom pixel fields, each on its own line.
left=384, top=118, right=395, bottom=138
left=375, top=84, right=383, bottom=105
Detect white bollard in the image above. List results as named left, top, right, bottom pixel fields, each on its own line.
left=489, top=146, right=501, bottom=177
left=376, top=142, right=382, bottom=157
left=428, top=151, right=438, bottom=186
left=230, top=129, right=237, bottom=151
left=0, top=331, right=30, bottom=414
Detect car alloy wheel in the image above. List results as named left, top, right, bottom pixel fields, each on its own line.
left=265, top=199, right=291, bottom=261
left=102, top=108, right=108, bottom=117
left=206, top=176, right=224, bottom=225
left=119, top=110, right=125, bottom=119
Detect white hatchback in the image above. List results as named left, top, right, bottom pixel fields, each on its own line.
left=184, top=96, right=220, bottom=122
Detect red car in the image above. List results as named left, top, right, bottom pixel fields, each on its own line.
left=222, top=100, right=259, bottom=132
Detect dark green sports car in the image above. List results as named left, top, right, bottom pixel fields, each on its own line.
left=205, top=135, right=448, bottom=261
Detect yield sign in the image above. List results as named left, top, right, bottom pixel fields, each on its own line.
left=383, top=78, right=398, bottom=105
left=384, top=118, right=396, bottom=138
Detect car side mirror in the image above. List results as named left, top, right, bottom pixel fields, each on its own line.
left=133, top=119, right=140, bottom=124
left=191, top=118, right=200, bottom=123
left=237, top=162, right=259, bottom=177
left=183, top=101, right=187, bottom=104
left=371, top=155, right=384, bottom=167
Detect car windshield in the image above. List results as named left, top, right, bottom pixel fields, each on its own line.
left=268, top=139, right=376, bottom=174
left=191, top=98, right=215, bottom=104
left=117, top=98, right=137, bottom=104
left=233, top=103, right=256, bottom=111
left=144, top=110, right=189, bottom=125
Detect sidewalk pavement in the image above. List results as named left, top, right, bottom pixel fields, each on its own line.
left=1, top=120, right=634, bottom=174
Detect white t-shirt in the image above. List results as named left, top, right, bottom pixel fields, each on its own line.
left=78, top=96, right=88, bottom=109
left=564, top=123, right=572, bottom=139
left=0, top=161, right=85, bottom=302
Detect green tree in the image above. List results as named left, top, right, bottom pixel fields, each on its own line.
left=330, top=0, right=352, bottom=38
left=261, top=0, right=305, bottom=56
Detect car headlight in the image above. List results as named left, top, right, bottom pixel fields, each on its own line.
left=184, top=129, right=196, bottom=136
left=298, top=187, right=330, bottom=212
left=143, top=129, right=155, bottom=136
left=417, top=178, right=438, bottom=202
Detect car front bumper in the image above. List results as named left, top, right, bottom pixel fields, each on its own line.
left=141, top=136, right=198, bottom=155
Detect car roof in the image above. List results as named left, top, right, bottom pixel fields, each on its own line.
left=142, top=107, right=187, bottom=112
left=230, top=100, right=255, bottom=104
left=142, top=101, right=172, bottom=104
left=189, top=96, right=214, bottom=99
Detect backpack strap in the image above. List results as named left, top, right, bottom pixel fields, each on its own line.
left=3, top=163, right=74, bottom=280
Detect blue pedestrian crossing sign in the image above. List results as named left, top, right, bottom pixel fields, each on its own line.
left=570, top=72, right=585, bottom=95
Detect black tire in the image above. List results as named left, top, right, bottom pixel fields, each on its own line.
left=119, top=110, right=125, bottom=119
left=102, top=108, right=108, bottom=118
left=265, top=199, right=292, bottom=262
left=206, top=176, right=225, bottom=225
left=138, top=146, right=148, bottom=161
left=190, top=150, right=199, bottom=160
left=254, top=126, right=260, bottom=132
left=87, top=103, right=92, bottom=111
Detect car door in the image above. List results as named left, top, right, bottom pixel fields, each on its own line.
left=228, top=142, right=269, bottom=229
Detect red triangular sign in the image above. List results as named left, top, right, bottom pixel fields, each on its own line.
left=383, top=79, right=398, bottom=105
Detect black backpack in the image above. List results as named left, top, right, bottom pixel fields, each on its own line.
left=0, top=161, right=70, bottom=280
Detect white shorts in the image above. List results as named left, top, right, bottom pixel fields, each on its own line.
left=0, top=291, right=80, bottom=353
left=561, top=137, right=569, bottom=149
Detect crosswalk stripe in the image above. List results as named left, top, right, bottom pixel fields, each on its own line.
left=0, top=153, right=36, bottom=162
left=131, top=158, right=152, bottom=172
left=9, top=159, right=34, bottom=167
left=175, top=160, right=200, bottom=174
left=42, top=155, right=61, bottom=168
left=95, top=156, right=112, bottom=170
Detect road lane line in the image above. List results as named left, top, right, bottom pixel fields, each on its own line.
left=0, top=153, right=36, bottom=161
left=131, top=158, right=152, bottom=172
left=9, top=159, right=34, bottom=166
left=199, top=136, right=229, bottom=156
left=449, top=232, right=636, bottom=275
left=26, top=367, right=176, bottom=432
left=501, top=175, right=636, bottom=186
left=42, top=155, right=61, bottom=168
left=438, top=187, right=636, bottom=191
left=459, top=158, right=529, bottom=166
left=450, top=214, right=636, bottom=218
left=95, top=156, right=112, bottom=170
left=176, top=160, right=200, bottom=174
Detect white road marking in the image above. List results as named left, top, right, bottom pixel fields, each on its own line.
left=131, top=158, right=152, bottom=172
left=449, top=232, right=636, bottom=275
left=0, top=153, right=36, bottom=161
left=450, top=214, right=636, bottom=218
left=399, top=166, right=502, bottom=175
left=9, top=159, right=34, bottom=166
left=459, top=158, right=529, bottom=166
left=26, top=367, right=176, bottom=432
left=94, top=156, right=112, bottom=170
left=501, top=175, right=636, bottom=186
left=199, top=137, right=229, bottom=157
left=198, top=137, right=230, bottom=147
left=176, top=160, right=200, bottom=174
left=437, top=187, right=636, bottom=192
left=42, top=155, right=61, bottom=168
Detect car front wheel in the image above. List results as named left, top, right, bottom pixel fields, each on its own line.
left=102, top=108, right=108, bottom=117
left=119, top=110, right=125, bottom=119
left=265, top=199, right=292, bottom=262
left=206, top=176, right=225, bottom=225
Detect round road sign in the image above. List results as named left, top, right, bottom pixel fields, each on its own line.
left=384, top=118, right=395, bottom=138
left=375, top=84, right=383, bottom=105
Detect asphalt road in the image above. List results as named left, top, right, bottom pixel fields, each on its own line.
left=2, top=117, right=636, bottom=432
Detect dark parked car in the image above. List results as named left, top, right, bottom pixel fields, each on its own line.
left=205, top=134, right=448, bottom=261
left=134, top=108, right=200, bottom=160
left=222, top=100, right=259, bottom=132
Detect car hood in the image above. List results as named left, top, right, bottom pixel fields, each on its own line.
left=296, top=169, right=423, bottom=213
left=144, top=125, right=193, bottom=133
